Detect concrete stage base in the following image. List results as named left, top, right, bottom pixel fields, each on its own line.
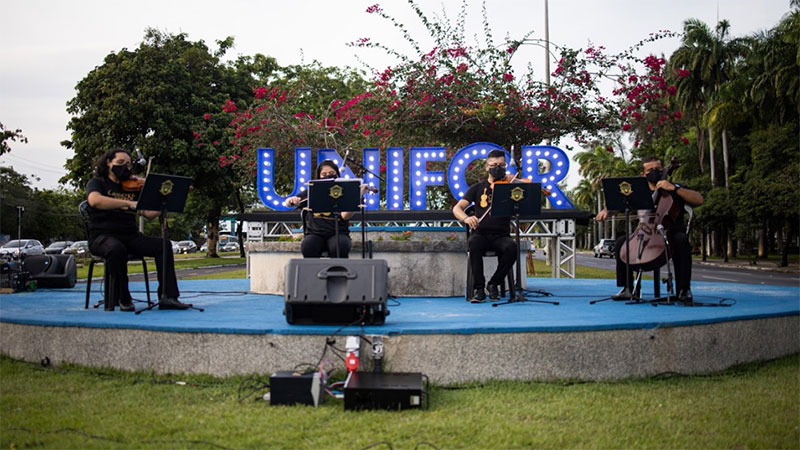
left=0, top=278, right=797, bottom=384
left=248, top=240, right=529, bottom=297
left=1, top=316, right=797, bottom=383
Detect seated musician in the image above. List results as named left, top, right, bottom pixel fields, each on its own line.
left=285, top=160, right=367, bottom=258
left=86, top=148, right=191, bottom=311
left=595, top=156, right=704, bottom=302
left=452, top=149, right=517, bottom=303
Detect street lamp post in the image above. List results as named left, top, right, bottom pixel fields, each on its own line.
left=16, top=205, right=24, bottom=242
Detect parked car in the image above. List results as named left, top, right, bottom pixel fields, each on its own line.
left=175, top=240, right=198, bottom=254
left=45, top=241, right=73, bottom=254
left=61, top=241, right=90, bottom=257
left=0, top=239, right=46, bottom=259
left=593, top=239, right=616, bottom=258
left=222, top=241, right=240, bottom=252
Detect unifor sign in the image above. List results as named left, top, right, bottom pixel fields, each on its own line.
left=257, top=141, right=573, bottom=211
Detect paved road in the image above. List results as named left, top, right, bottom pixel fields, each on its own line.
left=553, top=252, right=800, bottom=287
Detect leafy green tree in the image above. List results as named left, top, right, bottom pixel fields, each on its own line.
left=670, top=19, right=747, bottom=188
left=62, top=29, right=276, bottom=256
left=0, top=122, right=28, bottom=156
left=0, top=167, right=83, bottom=243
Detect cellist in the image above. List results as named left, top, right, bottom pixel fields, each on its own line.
left=595, top=156, right=703, bottom=302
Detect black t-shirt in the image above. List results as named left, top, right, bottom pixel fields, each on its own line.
left=297, top=190, right=350, bottom=237
left=462, top=180, right=511, bottom=236
left=86, top=177, right=139, bottom=237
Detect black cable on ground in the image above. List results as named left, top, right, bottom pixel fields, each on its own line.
left=3, top=427, right=232, bottom=449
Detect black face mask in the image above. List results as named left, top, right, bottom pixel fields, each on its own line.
left=645, top=169, right=663, bottom=184
left=488, top=166, right=506, bottom=180
left=111, top=164, right=132, bottom=181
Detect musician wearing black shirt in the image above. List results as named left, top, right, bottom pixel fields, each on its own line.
left=86, top=148, right=191, bottom=311
left=452, top=149, right=517, bottom=303
left=595, top=156, right=704, bottom=302
left=285, top=160, right=366, bottom=258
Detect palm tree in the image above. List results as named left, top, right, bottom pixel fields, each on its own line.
left=571, top=178, right=595, bottom=247
left=669, top=19, right=746, bottom=188
left=574, top=146, right=633, bottom=240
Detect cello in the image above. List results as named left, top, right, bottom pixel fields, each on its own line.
left=618, top=158, right=682, bottom=272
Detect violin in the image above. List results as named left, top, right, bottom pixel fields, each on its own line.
left=618, top=157, right=682, bottom=271
left=121, top=175, right=146, bottom=192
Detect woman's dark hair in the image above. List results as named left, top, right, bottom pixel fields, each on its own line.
left=93, top=147, right=131, bottom=178
left=315, top=160, right=341, bottom=179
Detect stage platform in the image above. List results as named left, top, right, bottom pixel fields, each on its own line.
left=1, top=278, right=797, bottom=383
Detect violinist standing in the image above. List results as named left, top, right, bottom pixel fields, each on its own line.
left=595, top=156, right=704, bottom=302
left=453, top=149, right=518, bottom=303
left=86, top=148, right=191, bottom=311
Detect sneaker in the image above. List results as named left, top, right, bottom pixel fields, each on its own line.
left=611, top=287, right=632, bottom=300
left=119, top=299, right=135, bottom=312
left=678, top=288, right=693, bottom=305
left=158, top=297, right=192, bottom=310
left=487, top=284, right=500, bottom=301
left=469, top=289, right=486, bottom=304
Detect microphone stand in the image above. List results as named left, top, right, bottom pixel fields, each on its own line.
left=343, top=157, right=384, bottom=259
left=590, top=196, right=634, bottom=305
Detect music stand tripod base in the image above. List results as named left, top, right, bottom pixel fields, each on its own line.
left=133, top=173, right=202, bottom=314
left=489, top=182, right=558, bottom=307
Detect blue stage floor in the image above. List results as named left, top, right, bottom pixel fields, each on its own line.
left=0, top=278, right=797, bottom=335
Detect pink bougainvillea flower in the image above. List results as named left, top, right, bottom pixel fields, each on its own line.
left=222, top=99, right=237, bottom=112
left=366, top=3, right=382, bottom=13
left=203, top=113, right=211, bottom=120
left=502, top=73, right=514, bottom=82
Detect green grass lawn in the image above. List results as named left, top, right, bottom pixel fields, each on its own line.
left=76, top=256, right=245, bottom=280
left=1, top=354, right=797, bottom=449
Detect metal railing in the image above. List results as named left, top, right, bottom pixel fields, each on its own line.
left=236, top=209, right=590, bottom=278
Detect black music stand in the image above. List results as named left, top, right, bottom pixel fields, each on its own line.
left=490, top=183, right=558, bottom=306
left=308, top=178, right=361, bottom=258
left=342, top=158, right=385, bottom=259
left=590, top=177, right=654, bottom=304
left=134, top=173, right=203, bottom=313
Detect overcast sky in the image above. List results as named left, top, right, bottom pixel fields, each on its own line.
left=0, top=0, right=791, bottom=191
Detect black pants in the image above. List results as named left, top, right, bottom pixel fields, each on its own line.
left=468, top=233, right=517, bottom=289
left=89, top=232, right=179, bottom=304
left=301, top=233, right=351, bottom=258
left=614, top=231, right=692, bottom=291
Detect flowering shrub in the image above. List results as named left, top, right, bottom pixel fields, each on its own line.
left=207, top=2, right=682, bottom=201
left=613, top=53, right=689, bottom=149
left=389, top=230, right=413, bottom=241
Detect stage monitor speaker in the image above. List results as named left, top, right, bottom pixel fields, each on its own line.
left=25, top=254, right=77, bottom=288
left=284, top=259, right=389, bottom=325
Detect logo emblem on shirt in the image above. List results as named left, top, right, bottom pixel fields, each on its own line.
left=480, top=187, right=489, bottom=208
